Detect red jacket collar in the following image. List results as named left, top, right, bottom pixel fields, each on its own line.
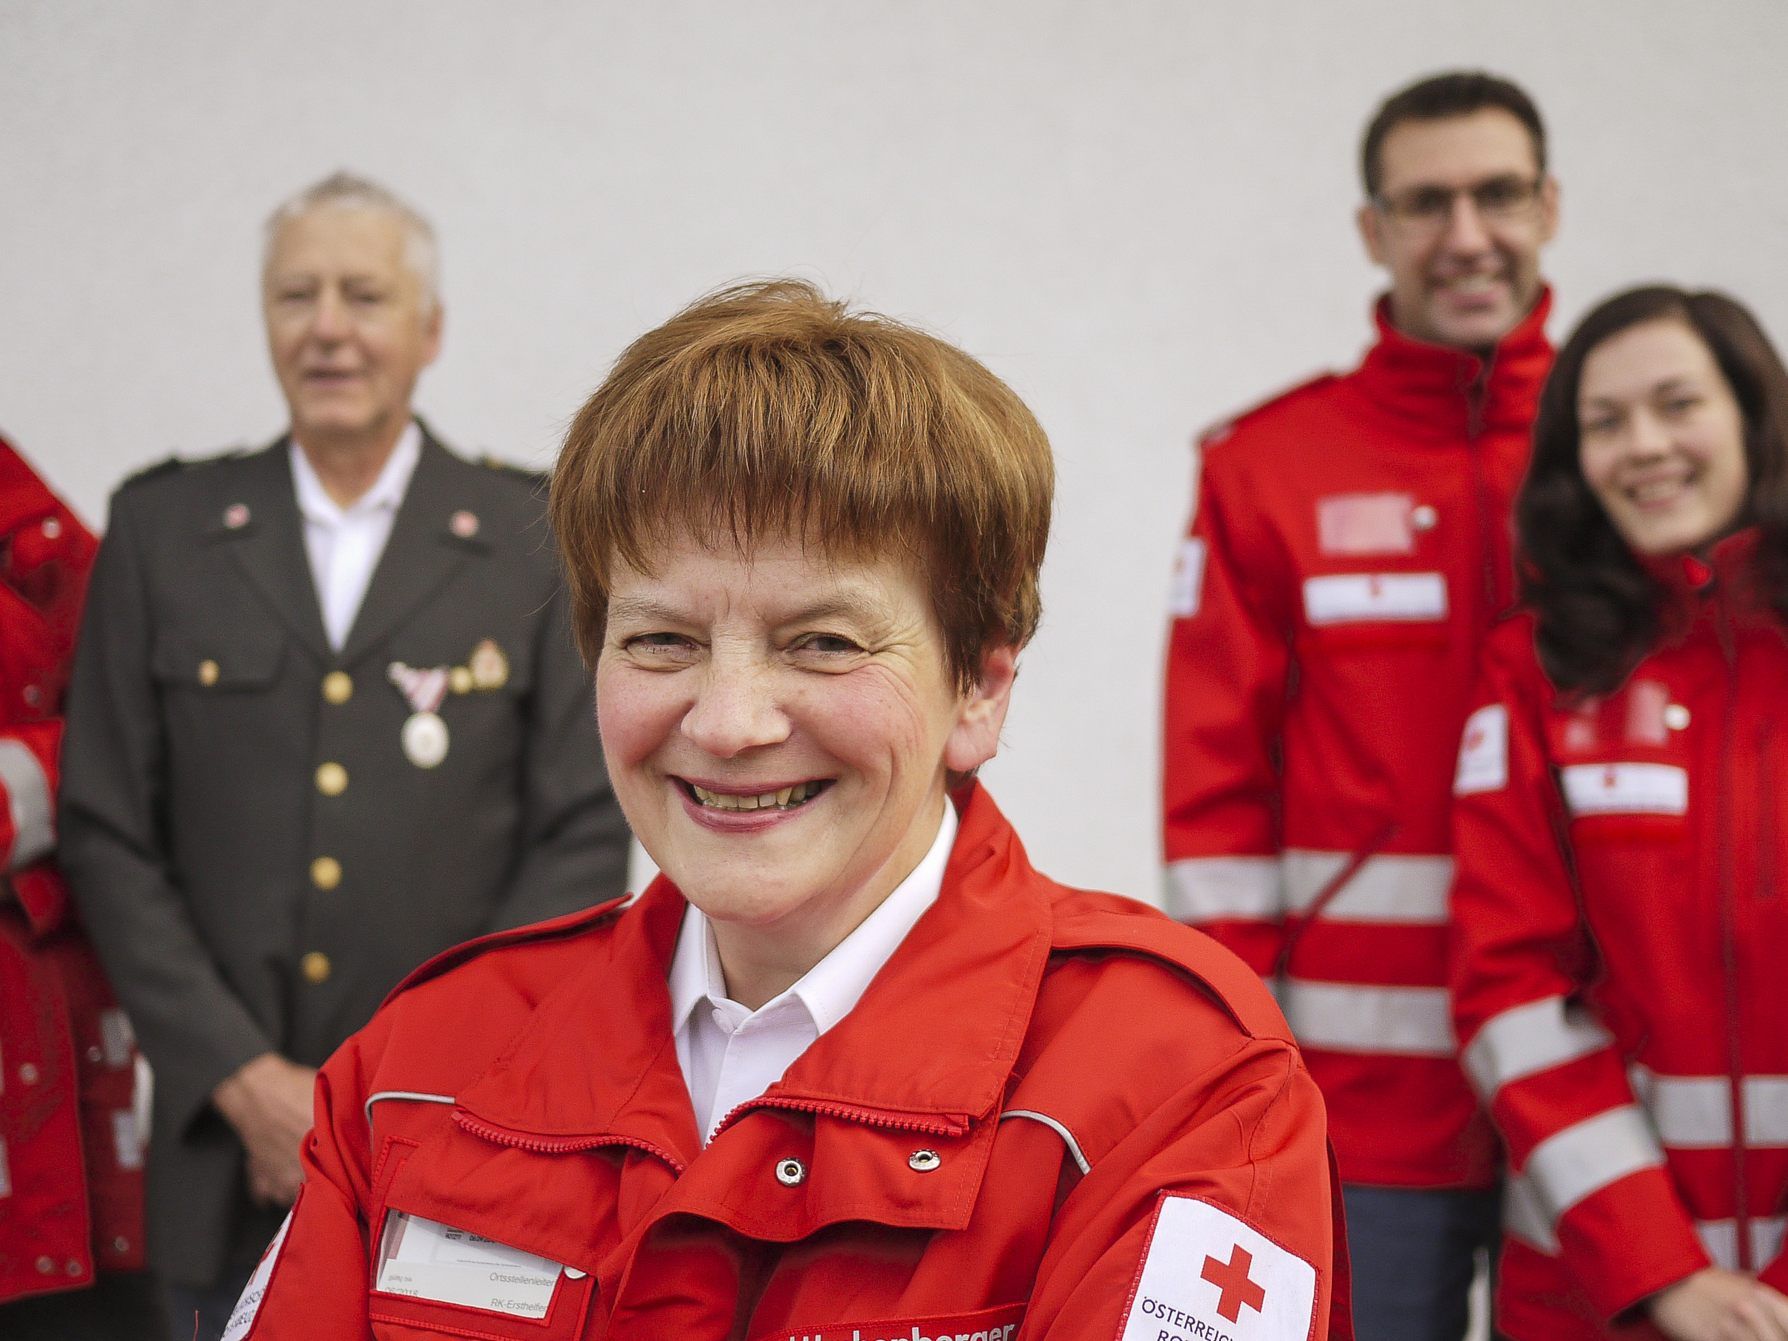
left=1354, top=287, right=1554, bottom=441
left=1640, top=526, right=1768, bottom=613
left=454, top=785, right=1053, bottom=1162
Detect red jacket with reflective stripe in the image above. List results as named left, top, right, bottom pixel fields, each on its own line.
left=1450, top=536, right=1788, bottom=1338
left=1161, top=296, right=1552, bottom=1189
left=235, top=786, right=1349, bottom=1340
left=0, top=436, right=145, bottom=1303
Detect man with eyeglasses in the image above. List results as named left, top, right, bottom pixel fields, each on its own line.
left=1162, top=71, right=1558, bottom=1340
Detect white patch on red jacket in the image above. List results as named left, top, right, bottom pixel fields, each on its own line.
left=1302, top=572, right=1447, bottom=625
left=1454, top=704, right=1509, bottom=795
left=1171, top=539, right=1207, bottom=618
left=222, top=1205, right=294, bottom=1341
left=1118, top=1195, right=1316, bottom=1340
left=1560, top=763, right=1688, bottom=816
left=1315, top=492, right=1415, bottom=556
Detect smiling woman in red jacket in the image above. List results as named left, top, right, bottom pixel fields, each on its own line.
left=223, top=280, right=1349, bottom=1341
left=1450, top=286, right=1788, bottom=1341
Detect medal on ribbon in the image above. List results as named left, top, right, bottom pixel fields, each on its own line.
left=387, top=662, right=451, bottom=769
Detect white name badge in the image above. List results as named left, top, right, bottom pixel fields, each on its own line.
left=1119, top=1195, right=1317, bottom=1340
left=1561, top=763, right=1689, bottom=817
left=376, top=1212, right=574, bottom=1319
left=1303, top=572, right=1447, bottom=626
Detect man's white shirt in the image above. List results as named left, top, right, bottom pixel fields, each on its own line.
left=669, top=803, right=958, bottom=1144
left=289, top=423, right=422, bottom=650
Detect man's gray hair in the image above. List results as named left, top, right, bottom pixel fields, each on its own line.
left=263, top=171, right=441, bottom=313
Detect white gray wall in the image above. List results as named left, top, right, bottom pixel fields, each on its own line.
left=6, top=0, right=1787, bottom=903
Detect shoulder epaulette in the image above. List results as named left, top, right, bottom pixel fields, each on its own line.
left=380, top=894, right=630, bottom=1009
left=118, top=446, right=248, bottom=491
left=1197, top=371, right=1341, bottom=447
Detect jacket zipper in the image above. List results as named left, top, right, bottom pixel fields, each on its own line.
left=454, top=1110, right=688, bottom=1173
left=1713, top=598, right=1752, bottom=1270
left=710, top=1096, right=968, bottom=1143
left=1463, top=363, right=1501, bottom=619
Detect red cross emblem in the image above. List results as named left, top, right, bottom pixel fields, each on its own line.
left=1202, top=1243, right=1266, bottom=1323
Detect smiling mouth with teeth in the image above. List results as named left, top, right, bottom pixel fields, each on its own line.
left=684, top=780, right=832, bottom=812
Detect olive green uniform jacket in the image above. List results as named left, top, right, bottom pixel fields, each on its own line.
left=57, top=429, right=630, bottom=1288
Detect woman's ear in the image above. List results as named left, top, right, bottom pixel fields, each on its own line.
left=943, top=644, right=1018, bottom=774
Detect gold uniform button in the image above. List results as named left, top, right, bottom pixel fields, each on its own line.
left=321, top=671, right=353, bottom=704
left=315, top=762, right=348, bottom=796
left=197, top=659, right=220, bottom=687
left=310, top=856, right=342, bottom=890
left=300, top=952, right=332, bottom=985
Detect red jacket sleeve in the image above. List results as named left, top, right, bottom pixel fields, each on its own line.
left=1449, top=626, right=1706, bottom=1321
left=1, top=718, right=68, bottom=934
left=1161, top=435, right=1295, bottom=974
left=1025, top=1034, right=1348, bottom=1339
left=226, top=1028, right=381, bottom=1339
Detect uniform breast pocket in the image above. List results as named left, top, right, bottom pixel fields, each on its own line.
left=367, top=1209, right=596, bottom=1341
left=151, top=631, right=286, bottom=694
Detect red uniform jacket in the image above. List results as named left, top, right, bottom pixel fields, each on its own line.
left=1451, top=534, right=1788, bottom=1338
left=1162, top=295, right=1552, bottom=1189
left=0, top=436, right=145, bottom=1302
left=232, top=787, right=1349, bottom=1341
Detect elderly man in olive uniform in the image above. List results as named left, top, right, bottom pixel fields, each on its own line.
left=58, top=173, right=631, bottom=1340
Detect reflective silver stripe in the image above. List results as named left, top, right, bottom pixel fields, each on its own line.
left=1502, top=1174, right=1558, bottom=1252
left=1629, top=1068, right=1788, bottom=1148
left=1507, top=1181, right=1786, bottom=1269
left=1281, top=850, right=1452, bottom=925
left=1279, top=979, right=1455, bottom=1057
left=999, top=1109, right=1091, bottom=1175
left=1163, top=857, right=1280, bottom=923
left=1463, top=996, right=1614, bottom=1100
left=1524, top=1104, right=1664, bottom=1221
left=1746, top=1078, right=1788, bottom=1147
left=363, top=1090, right=455, bottom=1126
left=0, top=740, right=53, bottom=870
left=1698, top=1216, right=1788, bottom=1271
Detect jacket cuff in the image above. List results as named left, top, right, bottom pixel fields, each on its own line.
left=1558, top=1169, right=1710, bottom=1321
left=9, top=864, right=69, bottom=937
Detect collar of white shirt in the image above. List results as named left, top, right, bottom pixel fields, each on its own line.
left=668, top=800, right=960, bottom=1143
left=289, top=421, right=423, bottom=527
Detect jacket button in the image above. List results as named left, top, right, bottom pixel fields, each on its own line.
left=64, top=1259, right=83, bottom=1276
left=311, top=857, right=342, bottom=891
left=113, top=1237, right=131, bottom=1254
left=18, top=1062, right=39, bottom=1085
left=86, top=1045, right=104, bottom=1064
left=908, top=1149, right=942, bottom=1172
left=322, top=672, right=354, bottom=704
left=300, top=952, right=332, bottom=985
left=774, top=1158, right=807, bottom=1187
left=1665, top=704, right=1691, bottom=730
left=198, top=659, right=220, bottom=687
left=1410, top=504, right=1439, bottom=532
left=22, top=684, right=42, bottom=708
left=35, top=1256, right=53, bottom=1274
left=315, top=762, right=348, bottom=796
left=41, top=517, right=62, bottom=540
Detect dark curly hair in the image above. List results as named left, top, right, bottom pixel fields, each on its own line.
left=1519, top=285, right=1788, bottom=693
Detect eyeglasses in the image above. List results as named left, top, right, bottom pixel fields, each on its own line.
left=1372, top=175, right=1546, bottom=229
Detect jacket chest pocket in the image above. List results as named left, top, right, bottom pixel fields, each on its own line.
left=366, top=1140, right=597, bottom=1340
left=152, top=631, right=286, bottom=693
left=367, top=1210, right=596, bottom=1340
